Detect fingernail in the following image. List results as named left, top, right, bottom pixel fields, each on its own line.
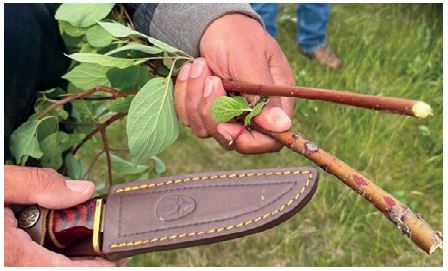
left=268, top=107, right=291, bottom=127
left=204, top=77, right=214, bottom=97
left=190, top=58, right=205, bottom=78
left=65, top=180, right=92, bottom=193
left=217, top=124, right=234, bottom=142
left=177, top=64, right=191, bottom=81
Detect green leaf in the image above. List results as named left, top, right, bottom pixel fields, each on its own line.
left=10, top=117, right=56, bottom=165
left=59, top=21, right=88, bottom=37
left=127, top=77, right=179, bottom=164
left=34, top=99, right=69, bottom=121
left=39, top=132, right=84, bottom=169
left=147, top=37, right=179, bottom=54
left=108, top=153, right=149, bottom=175
left=38, top=88, right=66, bottom=99
left=107, top=96, right=134, bottom=113
left=107, top=66, right=152, bottom=91
left=244, top=100, right=268, bottom=126
left=55, top=3, right=115, bottom=28
left=105, top=43, right=162, bottom=56
left=211, top=96, right=250, bottom=122
left=151, top=156, right=166, bottom=174
left=36, top=116, right=59, bottom=141
left=62, top=63, right=111, bottom=89
left=97, top=21, right=147, bottom=38
left=85, top=25, right=114, bottom=47
left=65, top=154, right=88, bottom=179
left=66, top=53, right=139, bottom=69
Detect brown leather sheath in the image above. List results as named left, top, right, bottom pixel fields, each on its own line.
left=101, top=167, right=318, bottom=260
left=18, top=167, right=318, bottom=260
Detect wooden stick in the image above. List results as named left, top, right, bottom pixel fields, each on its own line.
left=252, top=124, right=443, bottom=254
left=222, top=80, right=433, bottom=119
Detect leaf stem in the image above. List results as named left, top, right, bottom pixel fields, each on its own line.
left=72, top=112, right=126, bottom=155
left=81, top=150, right=104, bottom=179
left=100, top=128, right=113, bottom=188
left=37, top=86, right=129, bottom=119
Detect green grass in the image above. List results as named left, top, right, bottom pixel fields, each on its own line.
left=90, top=4, right=442, bottom=266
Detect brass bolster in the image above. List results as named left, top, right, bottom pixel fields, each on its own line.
left=93, top=199, right=104, bottom=255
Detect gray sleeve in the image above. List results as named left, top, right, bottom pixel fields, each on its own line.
left=132, top=3, right=263, bottom=57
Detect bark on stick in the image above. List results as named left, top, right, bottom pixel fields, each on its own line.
left=223, top=80, right=432, bottom=119
left=253, top=125, right=443, bottom=254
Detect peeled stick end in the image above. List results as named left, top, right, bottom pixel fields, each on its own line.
left=412, top=101, right=433, bottom=119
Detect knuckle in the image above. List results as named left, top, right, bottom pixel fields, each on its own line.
left=29, top=168, right=62, bottom=191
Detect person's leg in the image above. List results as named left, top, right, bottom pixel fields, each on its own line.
left=296, top=3, right=330, bottom=53
left=296, top=4, right=341, bottom=69
left=250, top=3, right=279, bottom=37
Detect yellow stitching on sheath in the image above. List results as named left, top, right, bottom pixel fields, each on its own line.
left=116, top=170, right=303, bottom=193
left=110, top=171, right=314, bottom=249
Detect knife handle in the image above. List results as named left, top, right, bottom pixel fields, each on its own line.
left=15, top=198, right=103, bottom=257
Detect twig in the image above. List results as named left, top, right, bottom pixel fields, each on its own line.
left=81, top=150, right=105, bottom=180
left=100, top=129, right=113, bottom=188
left=72, top=113, right=126, bottom=155
left=223, top=80, right=433, bottom=119
left=252, top=124, right=443, bottom=254
left=120, top=3, right=135, bottom=30
left=38, top=86, right=128, bottom=119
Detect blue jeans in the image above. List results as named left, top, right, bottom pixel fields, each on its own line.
left=251, top=3, right=330, bottom=54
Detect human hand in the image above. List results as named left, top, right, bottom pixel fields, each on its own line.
left=4, top=165, right=125, bottom=267
left=174, top=13, right=296, bottom=154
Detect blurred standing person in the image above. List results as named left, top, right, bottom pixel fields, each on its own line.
left=251, top=3, right=342, bottom=69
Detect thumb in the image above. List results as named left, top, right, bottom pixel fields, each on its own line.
left=5, top=165, right=95, bottom=209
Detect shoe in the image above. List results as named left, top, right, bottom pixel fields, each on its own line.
left=307, top=46, right=342, bottom=69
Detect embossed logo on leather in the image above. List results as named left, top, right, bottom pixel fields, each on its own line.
left=156, top=194, right=196, bottom=222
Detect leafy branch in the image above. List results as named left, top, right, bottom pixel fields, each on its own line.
left=9, top=3, right=191, bottom=190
